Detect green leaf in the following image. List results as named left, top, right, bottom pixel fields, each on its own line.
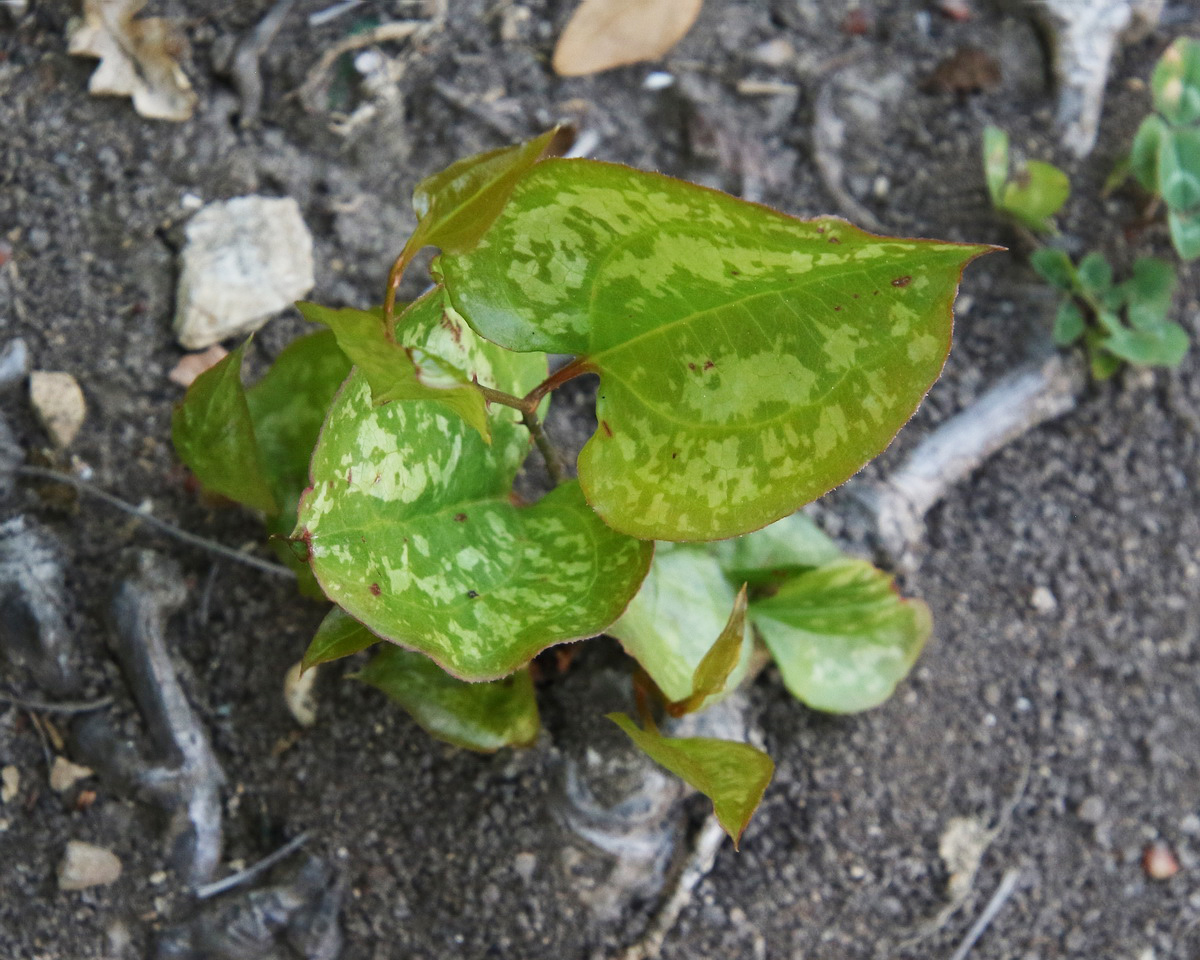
left=982, top=125, right=1009, bottom=207
left=296, top=364, right=653, bottom=680
left=751, top=559, right=930, bottom=713
left=357, top=645, right=540, bottom=752
left=1131, top=115, right=1167, bottom=194
left=1157, top=126, right=1200, bottom=213
left=1102, top=323, right=1189, bottom=368
left=302, top=606, right=378, bottom=671
left=1152, top=37, right=1200, bottom=126
left=1086, top=332, right=1121, bottom=380
left=998, top=160, right=1070, bottom=232
left=440, top=159, right=991, bottom=541
left=172, top=340, right=278, bottom=514
left=608, top=713, right=773, bottom=846
left=1120, top=257, right=1176, bottom=330
left=1076, top=252, right=1113, bottom=296
left=1168, top=209, right=1200, bottom=260
left=246, top=329, right=353, bottom=516
left=296, top=290, right=495, bottom=443
left=1029, top=247, right=1077, bottom=291
left=608, top=545, right=752, bottom=706
left=709, top=510, right=842, bottom=587
left=668, top=585, right=749, bottom=717
left=1102, top=152, right=1132, bottom=196
left=1053, top=299, right=1085, bottom=346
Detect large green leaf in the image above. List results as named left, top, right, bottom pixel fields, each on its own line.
left=296, top=291, right=496, bottom=443
left=608, top=544, right=752, bottom=706
left=709, top=510, right=841, bottom=587
left=607, top=713, right=773, bottom=847
left=172, top=340, right=278, bottom=514
left=1157, top=126, right=1200, bottom=213
left=439, top=159, right=991, bottom=541
left=357, top=645, right=540, bottom=752
left=302, top=606, right=379, bottom=671
left=246, top=329, right=353, bottom=515
left=295, top=359, right=653, bottom=680
left=1152, top=37, right=1200, bottom=126
left=751, top=559, right=930, bottom=713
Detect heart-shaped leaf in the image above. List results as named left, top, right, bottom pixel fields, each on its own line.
left=709, top=510, right=841, bottom=587
left=1158, top=126, right=1200, bottom=213
left=608, top=544, right=752, bottom=706
left=1152, top=37, right=1200, bottom=126
left=1053, top=300, right=1085, bottom=346
left=302, top=606, right=379, bottom=672
left=750, top=559, right=930, bottom=713
left=1131, top=114, right=1167, bottom=195
left=172, top=339, right=278, bottom=514
left=1169, top=208, right=1200, bottom=260
left=1120, top=257, right=1176, bottom=330
left=297, top=291, right=495, bottom=442
left=295, top=309, right=653, bottom=679
left=999, top=159, right=1070, bottom=232
left=357, top=645, right=540, bottom=752
left=439, top=159, right=992, bottom=541
left=607, top=712, right=773, bottom=847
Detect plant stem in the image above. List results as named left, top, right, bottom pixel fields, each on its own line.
left=522, top=410, right=565, bottom=485
left=16, top=465, right=297, bottom=579
left=475, top=384, right=529, bottom=412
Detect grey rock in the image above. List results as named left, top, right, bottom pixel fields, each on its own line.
left=174, top=196, right=314, bottom=350
left=0, top=338, right=29, bottom=392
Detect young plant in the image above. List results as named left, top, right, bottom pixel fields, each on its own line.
left=1128, top=37, right=1200, bottom=259
left=174, top=129, right=989, bottom=842
left=983, top=124, right=1071, bottom=233
left=1031, top=248, right=1187, bottom=378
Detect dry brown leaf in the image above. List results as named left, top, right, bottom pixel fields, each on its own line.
left=169, top=345, right=228, bottom=388
left=67, top=0, right=197, bottom=122
left=553, top=0, right=704, bottom=77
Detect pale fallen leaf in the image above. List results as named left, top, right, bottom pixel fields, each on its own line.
left=67, top=0, right=197, bottom=122
left=169, top=345, right=229, bottom=388
left=283, top=660, right=319, bottom=728
left=49, top=757, right=95, bottom=794
left=553, top=0, right=704, bottom=77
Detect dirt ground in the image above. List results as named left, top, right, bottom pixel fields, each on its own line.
left=2, top=1, right=1200, bottom=958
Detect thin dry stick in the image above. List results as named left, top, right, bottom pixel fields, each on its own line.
left=232, top=0, right=297, bottom=127
left=0, top=691, right=113, bottom=714
left=948, top=869, right=1023, bottom=960
left=16, top=466, right=296, bottom=579
left=195, top=832, right=312, bottom=900
left=621, top=815, right=727, bottom=960
left=295, top=20, right=427, bottom=107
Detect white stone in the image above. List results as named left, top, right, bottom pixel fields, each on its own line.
left=1030, top=585, right=1058, bottom=613
left=174, top=196, right=315, bottom=350
left=58, top=840, right=122, bottom=890
left=29, top=371, right=86, bottom=449
left=0, top=765, right=19, bottom=804
left=49, top=757, right=95, bottom=794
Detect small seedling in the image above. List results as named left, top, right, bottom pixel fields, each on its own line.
left=174, top=130, right=989, bottom=842
left=1127, top=37, right=1200, bottom=259
left=983, top=124, right=1070, bottom=233
left=1031, top=248, right=1187, bottom=378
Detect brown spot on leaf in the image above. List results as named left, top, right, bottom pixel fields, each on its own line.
left=703, top=360, right=715, bottom=370
left=439, top=314, right=463, bottom=344
left=345, top=469, right=352, bottom=485
left=601, top=420, right=613, bottom=437
left=369, top=583, right=381, bottom=596
left=454, top=513, right=467, bottom=522
left=688, top=362, right=697, bottom=371
left=892, top=275, right=912, bottom=287
left=827, top=236, right=841, bottom=244
left=467, top=590, right=479, bottom=599
left=730, top=268, right=741, bottom=276
left=834, top=305, right=842, bottom=311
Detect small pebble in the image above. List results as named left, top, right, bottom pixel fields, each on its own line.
left=1143, top=841, right=1180, bottom=880
left=751, top=38, right=794, bottom=68
left=58, top=840, right=123, bottom=890
left=168, top=345, right=228, bottom=388
left=643, top=71, right=674, bottom=91
left=513, top=851, right=537, bottom=883
left=1078, top=795, right=1105, bottom=824
left=1030, top=586, right=1058, bottom=614
left=50, top=757, right=95, bottom=794
left=284, top=660, right=319, bottom=728
left=0, top=338, right=30, bottom=393
left=1, top=765, right=19, bottom=804
left=29, top=371, right=87, bottom=449
left=1181, top=813, right=1200, bottom=836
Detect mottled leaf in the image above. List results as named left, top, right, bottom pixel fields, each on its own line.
left=302, top=606, right=378, bottom=672
left=982, top=125, right=1008, bottom=207
left=1168, top=208, right=1200, bottom=260
left=751, top=559, right=930, bottom=713
left=608, top=545, right=752, bottom=705
left=709, top=510, right=841, bottom=587
left=1152, top=37, right=1200, bottom=126
left=172, top=339, right=277, bottom=514
left=296, top=291, right=493, bottom=442
left=669, top=585, right=748, bottom=717
left=440, top=159, right=991, bottom=541
left=1000, top=160, right=1069, bottom=232
left=607, top=712, right=773, bottom=846
left=1157, top=126, right=1200, bottom=213
left=1053, top=300, right=1085, bottom=346
left=358, top=645, right=540, bottom=752
left=296, top=356, right=652, bottom=679
left=552, top=0, right=703, bottom=77
left=1131, top=114, right=1167, bottom=194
